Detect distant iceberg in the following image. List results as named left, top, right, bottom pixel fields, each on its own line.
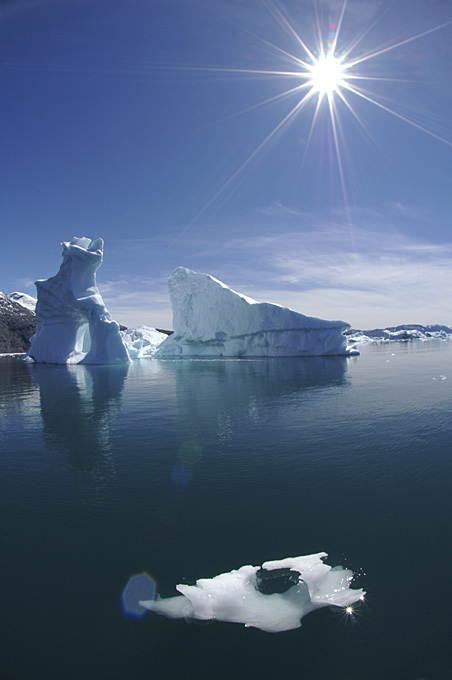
left=139, top=552, right=365, bottom=633
left=25, top=237, right=130, bottom=365
left=155, top=267, right=355, bottom=357
left=120, top=325, right=168, bottom=359
left=347, top=324, right=452, bottom=344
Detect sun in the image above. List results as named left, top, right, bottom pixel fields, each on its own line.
left=171, top=0, right=452, bottom=241
left=308, top=52, right=346, bottom=97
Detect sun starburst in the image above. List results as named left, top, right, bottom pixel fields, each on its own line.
left=171, top=0, right=452, bottom=241
left=308, top=52, right=346, bottom=97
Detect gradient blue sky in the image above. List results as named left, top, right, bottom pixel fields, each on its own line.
left=2, top=0, right=452, bottom=329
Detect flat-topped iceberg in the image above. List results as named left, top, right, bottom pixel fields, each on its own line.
left=25, top=237, right=130, bottom=365
left=155, top=267, right=354, bottom=357
left=139, top=552, right=365, bottom=633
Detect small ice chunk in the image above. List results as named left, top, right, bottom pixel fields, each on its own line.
left=140, top=552, right=365, bottom=633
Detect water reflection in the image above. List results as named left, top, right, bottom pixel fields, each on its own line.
left=0, top=356, right=37, bottom=405
left=0, top=357, right=42, bottom=439
left=167, top=356, right=350, bottom=485
left=28, top=362, right=129, bottom=497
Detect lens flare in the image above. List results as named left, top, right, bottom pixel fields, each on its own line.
left=121, top=572, right=156, bottom=618
left=170, top=440, right=203, bottom=487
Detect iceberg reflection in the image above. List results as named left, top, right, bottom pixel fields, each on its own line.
left=140, top=552, right=365, bottom=633
left=169, top=356, right=350, bottom=484
left=28, top=362, right=129, bottom=493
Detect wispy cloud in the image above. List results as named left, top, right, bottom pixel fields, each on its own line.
left=98, top=275, right=172, bottom=330
left=195, top=205, right=452, bottom=328
left=13, top=278, right=36, bottom=292
left=96, top=203, right=452, bottom=330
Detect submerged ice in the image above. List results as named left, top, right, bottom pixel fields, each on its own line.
left=156, top=267, right=354, bottom=357
left=25, top=237, right=130, bottom=365
left=139, top=553, right=365, bottom=633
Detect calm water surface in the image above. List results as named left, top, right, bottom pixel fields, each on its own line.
left=1, top=341, right=452, bottom=679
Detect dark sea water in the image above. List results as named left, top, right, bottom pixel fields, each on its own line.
left=1, top=341, right=452, bottom=680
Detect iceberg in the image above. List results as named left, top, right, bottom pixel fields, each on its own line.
left=384, top=328, right=424, bottom=340
left=139, top=553, right=365, bottom=633
left=120, top=325, right=168, bottom=359
left=155, top=267, right=355, bottom=357
left=25, top=237, right=130, bottom=365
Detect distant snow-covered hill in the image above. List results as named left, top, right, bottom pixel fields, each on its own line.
left=0, top=293, right=36, bottom=353
left=8, top=291, right=37, bottom=312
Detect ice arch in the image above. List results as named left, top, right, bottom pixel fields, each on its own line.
left=25, top=237, right=130, bottom=365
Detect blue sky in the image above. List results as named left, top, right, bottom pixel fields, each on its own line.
left=2, top=0, right=452, bottom=329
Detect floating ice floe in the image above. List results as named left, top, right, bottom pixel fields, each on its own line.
left=155, top=267, right=356, bottom=358
left=25, top=237, right=130, bottom=365
left=139, top=552, right=365, bottom=633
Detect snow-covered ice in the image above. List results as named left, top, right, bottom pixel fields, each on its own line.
left=139, top=552, right=365, bottom=633
left=156, top=267, right=355, bottom=357
left=120, top=325, right=168, bottom=359
left=25, top=237, right=130, bottom=365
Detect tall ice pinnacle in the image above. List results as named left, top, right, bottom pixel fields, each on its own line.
left=25, top=237, right=130, bottom=364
